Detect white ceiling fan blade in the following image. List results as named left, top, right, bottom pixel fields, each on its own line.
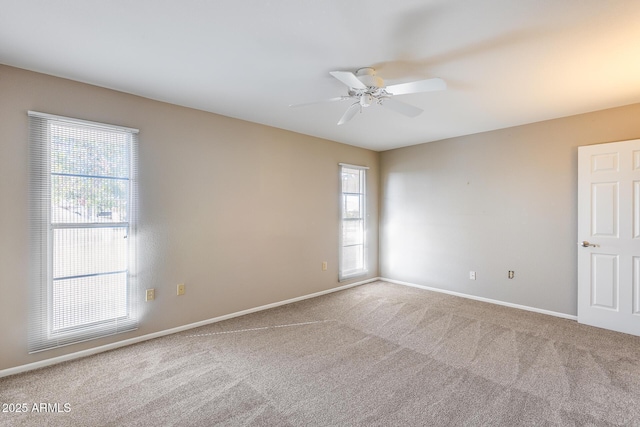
left=289, top=96, right=350, bottom=108
left=386, top=77, right=446, bottom=96
left=380, top=98, right=423, bottom=118
left=329, top=71, right=367, bottom=90
left=337, top=102, right=361, bottom=125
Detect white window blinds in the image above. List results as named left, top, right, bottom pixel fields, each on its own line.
left=28, top=111, right=139, bottom=353
left=339, top=163, right=367, bottom=280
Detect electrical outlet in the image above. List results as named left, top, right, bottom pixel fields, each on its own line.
left=469, top=271, right=476, bottom=280
left=508, top=271, right=515, bottom=279
left=145, top=288, right=155, bottom=301
left=322, top=261, right=328, bottom=271
left=177, top=283, right=185, bottom=296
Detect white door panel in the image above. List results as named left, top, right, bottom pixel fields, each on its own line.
left=590, top=253, right=617, bottom=310
left=591, top=182, right=618, bottom=237
left=578, top=139, right=640, bottom=335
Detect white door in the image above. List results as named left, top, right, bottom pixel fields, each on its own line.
left=578, top=139, right=640, bottom=335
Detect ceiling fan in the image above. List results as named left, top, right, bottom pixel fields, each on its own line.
left=290, top=67, right=446, bottom=125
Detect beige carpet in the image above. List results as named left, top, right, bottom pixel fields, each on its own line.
left=2, top=281, right=640, bottom=426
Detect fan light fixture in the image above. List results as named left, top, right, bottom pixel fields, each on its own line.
left=290, top=67, right=447, bottom=125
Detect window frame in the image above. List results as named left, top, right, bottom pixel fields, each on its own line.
left=28, top=111, right=139, bottom=353
left=339, top=163, right=368, bottom=281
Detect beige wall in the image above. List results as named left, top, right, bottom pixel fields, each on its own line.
left=380, top=103, right=640, bottom=315
left=0, top=65, right=379, bottom=371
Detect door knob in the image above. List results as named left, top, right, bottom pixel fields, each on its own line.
left=579, top=241, right=599, bottom=247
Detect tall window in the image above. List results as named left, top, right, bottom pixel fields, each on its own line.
left=339, top=164, right=367, bottom=280
left=28, top=112, right=138, bottom=352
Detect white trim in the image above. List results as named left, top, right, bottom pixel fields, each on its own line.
left=0, top=277, right=379, bottom=378
left=2, top=277, right=578, bottom=377
left=28, top=111, right=139, bottom=134
left=380, top=277, right=578, bottom=321
left=339, top=270, right=369, bottom=283
left=338, top=163, right=369, bottom=170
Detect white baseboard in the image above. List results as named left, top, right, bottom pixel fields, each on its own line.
left=380, top=277, right=578, bottom=321
left=0, top=277, right=379, bottom=379
left=2, top=276, right=575, bottom=378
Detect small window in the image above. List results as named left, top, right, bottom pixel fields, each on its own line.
left=339, top=164, right=367, bottom=280
left=28, top=112, right=139, bottom=352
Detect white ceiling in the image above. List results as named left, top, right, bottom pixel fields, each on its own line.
left=2, top=1, right=640, bottom=151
